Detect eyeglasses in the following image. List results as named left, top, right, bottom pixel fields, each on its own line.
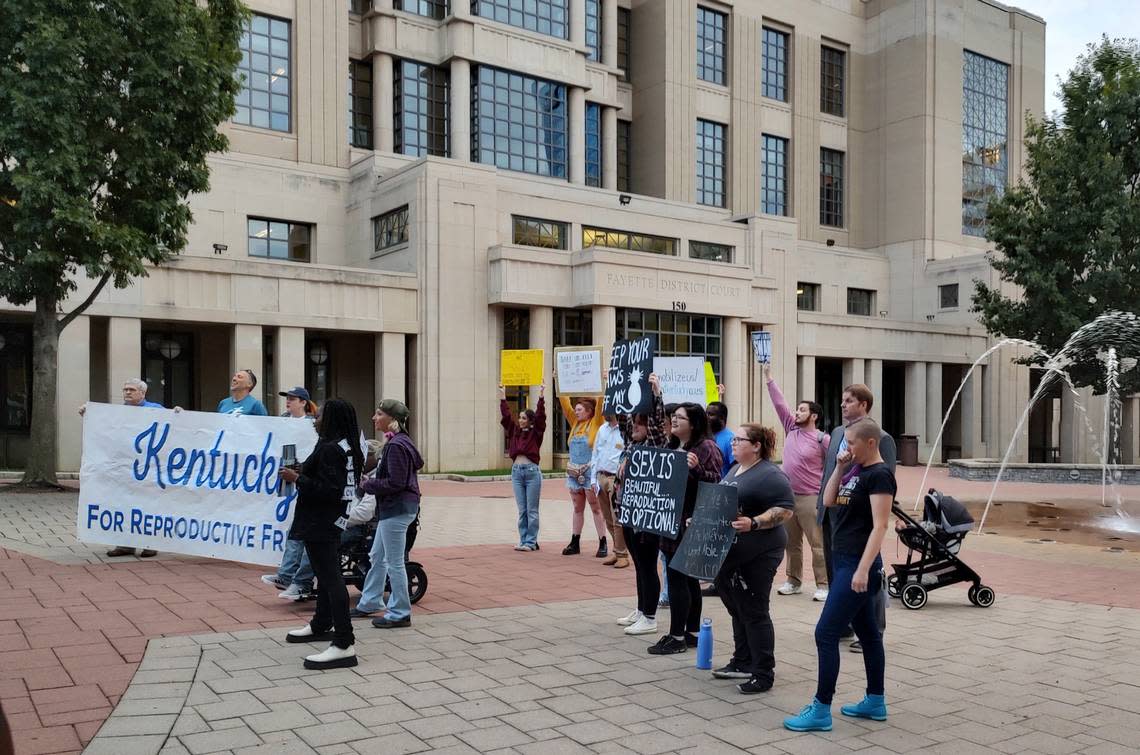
left=730, top=436, right=752, bottom=444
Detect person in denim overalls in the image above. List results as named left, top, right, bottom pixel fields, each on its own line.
left=558, top=396, right=607, bottom=556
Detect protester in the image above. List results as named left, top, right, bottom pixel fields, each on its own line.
left=279, top=386, right=317, bottom=418
left=657, top=402, right=679, bottom=608
left=764, top=364, right=830, bottom=601
left=614, top=373, right=666, bottom=635
left=785, top=418, right=894, bottom=732
left=280, top=398, right=362, bottom=669
left=352, top=399, right=423, bottom=628
left=217, top=369, right=268, bottom=415
left=592, top=410, right=630, bottom=569
left=649, top=402, right=722, bottom=655
left=557, top=394, right=607, bottom=556
left=706, top=400, right=735, bottom=477
left=713, top=424, right=794, bottom=693
left=499, top=384, right=546, bottom=551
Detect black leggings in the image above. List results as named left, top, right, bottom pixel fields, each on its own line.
left=665, top=565, right=702, bottom=637
left=305, top=539, right=354, bottom=649
left=625, top=527, right=660, bottom=618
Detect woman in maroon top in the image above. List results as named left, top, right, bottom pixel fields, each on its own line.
left=500, top=384, right=547, bottom=551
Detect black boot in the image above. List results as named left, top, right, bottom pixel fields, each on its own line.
left=562, top=535, right=581, bottom=555
left=595, top=536, right=608, bottom=558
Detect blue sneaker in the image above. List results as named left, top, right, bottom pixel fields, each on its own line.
left=841, top=694, right=887, bottom=721
left=783, top=698, right=833, bottom=732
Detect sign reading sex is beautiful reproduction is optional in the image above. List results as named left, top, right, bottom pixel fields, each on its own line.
left=616, top=446, right=688, bottom=539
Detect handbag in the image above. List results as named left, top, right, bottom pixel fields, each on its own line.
left=566, top=463, right=590, bottom=485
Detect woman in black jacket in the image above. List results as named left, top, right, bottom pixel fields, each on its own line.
left=279, top=399, right=363, bottom=669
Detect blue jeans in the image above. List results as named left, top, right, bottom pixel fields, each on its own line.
left=356, top=511, right=417, bottom=619
left=814, top=552, right=886, bottom=705
left=658, top=551, right=670, bottom=602
left=511, top=462, right=542, bottom=547
left=277, top=539, right=314, bottom=589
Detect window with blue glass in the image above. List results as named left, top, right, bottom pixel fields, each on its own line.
left=235, top=15, right=291, bottom=132
left=762, top=27, right=788, bottom=101
left=962, top=50, right=1009, bottom=237
left=696, top=7, right=727, bottom=85
left=396, top=0, right=448, bottom=18
left=394, top=60, right=449, bottom=157
left=472, top=66, right=567, bottom=178
left=696, top=119, right=726, bottom=207
left=585, top=103, right=601, bottom=187
left=761, top=134, right=788, bottom=216
left=585, top=0, right=601, bottom=61
left=472, top=0, right=568, bottom=39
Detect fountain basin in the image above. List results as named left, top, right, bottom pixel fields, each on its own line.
left=950, top=459, right=1140, bottom=484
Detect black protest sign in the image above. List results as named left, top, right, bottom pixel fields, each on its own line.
left=616, top=446, right=688, bottom=538
left=671, top=482, right=739, bottom=581
left=602, top=336, right=655, bottom=416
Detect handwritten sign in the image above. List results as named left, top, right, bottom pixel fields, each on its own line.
left=654, top=357, right=706, bottom=405
left=751, top=331, right=772, bottom=364
left=704, top=362, right=719, bottom=404
left=616, top=446, right=688, bottom=538
left=671, top=483, right=739, bottom=580
left=603, top=336, right=655, bottom=415
left=554, top=346, right=604, bottom=396
left=500, top=349, right=544, bottom=386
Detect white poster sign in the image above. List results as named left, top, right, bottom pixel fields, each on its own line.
left=751, top=330, right=772, bottom=364
left=555, top=346, right=604, bottom=395
left=653, top=357, right=707, bottom=405
left=77, top=403, right=317, bottom=566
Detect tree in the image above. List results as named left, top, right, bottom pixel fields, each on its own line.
left=973, top=38, right=1140, bottom=395
left=0, top=0, right=245, bottom=486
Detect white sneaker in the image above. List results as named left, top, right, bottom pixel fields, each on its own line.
left=303, top=644, right=358, bottom=669
left=625, top=616, right=658, bottom=635
left=776, top=582, right=802, bottom=596
left=813, top=588, right=829, bottom=602
left=617, top=609, right=643, bottom=626
left=279, top=584, right=304, bottom=601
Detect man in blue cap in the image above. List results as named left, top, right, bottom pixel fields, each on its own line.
left=279, top=386, right=314, bottom=419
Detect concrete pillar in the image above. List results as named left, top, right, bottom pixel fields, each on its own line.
left=1059, top=385, right=1078, bottom=464
left=274, top=327, right=306, bottom=416
left=602, top=0, right=618, bottom=67
left=569, top=88, right=586, bottom=184
left=530, top=306, right=555, bottom=466
left=376, top=332, right=406, bottom=407
left=722, top=317, right=745, bottom=431
left=58, top=315, right=91, bottom=471
left=904, top=361, right=926, bottom=439
left=107, top=317, right=141, bottom=401
left=602, top=106, right=618, bottom=190
left=231, top=324, right=264, bottom=403
left=450, top=58, right=471, bottom=162
left=570, top=0, right=586, bottom=47
left=1120, top=396, right=1139, bottom=465
left=797, top=355, right=816, bottom=403
left=373, top=52, right=394, bottom=153
left=591, top=305, right=617, bottom=365
left=925, top=362, right=943, bottom=458
left=865, top=359, right=883, bottom=423
left=961, top=366, right=984, bottom=459
left=841, top=358, right=865, bottom=389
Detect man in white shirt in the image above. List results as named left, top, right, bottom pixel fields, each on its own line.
left=591, top=413, right=629, bottom=569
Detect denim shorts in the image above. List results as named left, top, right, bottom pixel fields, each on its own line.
left=565, top=465, right=593, bottom=492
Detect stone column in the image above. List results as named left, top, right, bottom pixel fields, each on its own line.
left=1059, top=385, right=1078, bottom=464
left=107, top=317, right=141, bottom=400
left=231, top=324, right=264, bottom=403
left=376, top=332, right=406, bottom=408
left=797, top=355, right=816, bottom=403
left=602, top=106, right=618, bottom=190
left=722, top=317, right=745, bottom=431
left=570, top=0, right=586, bottom=47
left=569, top=87, right=586, bottom=184
left=372, top=52, right=394, bottom=153
left=841, top=358, right=864, bottom=389
left=450, top=58, right=471, bottom=162
left=865, top=359, right=883, bottom=423
left=960, top=366, right=984, bottom=459
left=925, top=362, right=943, bottom=459
left=602, top=0, right=618, bottom=66
left=1120, top=396, right=1139, bottom=465
left=58, top=315, right=91, bottom=471
left=591, top=305, right=617, bottom=365
left=904, top=361, right=926, bottom=439
left=274, top=327, right=306, bottom=416
left=529, top=306, right=555, bottom=465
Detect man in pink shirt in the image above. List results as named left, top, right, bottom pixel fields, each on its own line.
left=764, top=364, right=830, bottom=601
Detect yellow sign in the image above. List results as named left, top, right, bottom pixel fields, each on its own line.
left=704, top=362, right=720, bottom=404
left=500, top=349, right=545, bottom=386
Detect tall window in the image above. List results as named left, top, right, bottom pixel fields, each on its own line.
left=617, top=7, right=631, bottom=81
left=617, top=119, right=631, bottom=192
left=696, top=7, right=727, bottom=85
left=797, top=282, right=820, bottom=311
left=373, top=206, right=410, bottom=253
left=349, top=60, right=373, bottom=149
left=820, top=148, right=844, bottom=227
left=820, top=45, right=846, bottom=116
left=585, top=0, right=601, bottom=61
left=585, top=103, right=602, bottom=187
left=473, top=0, right=568, bottom=39
left=552, top=309, right=593, bottom=452
left=235, top=15, right=291, bottom=132
left=142, top=332, right=195, bottom=411
left=761, top=134, right=788, bottom=216
left=305, top=338, right=332, bottom=406
left=0, top=325, right=32, bottom=433
left=962, top=50, right=1009, bottom=236
left=247, top=218, right=311, bottom=262
left=512, top=216, right=567, bottom=249
left=396, top=0, right=448, bottom=19
left=395, top=60, right=449, bottom=157
left=762, top=27, right=789, bottom=101
left=472, top=66, right=567, bottom=178
left=696, top=119, right=726, bottom=208
left=939, top=283, right=960, bottom=309
left=583, top=227, right=676, bottom=256
left=847, top=288, right=874, bottom=316
left=689, top=241, right=733, bottom=263
left=619, top=310, right=723, bottom=380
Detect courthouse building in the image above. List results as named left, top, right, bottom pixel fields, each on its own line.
left=2, top=0, right=1126, bottom=473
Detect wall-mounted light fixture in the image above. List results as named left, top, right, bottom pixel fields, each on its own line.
left=618, top=194, right=632, bottom=206
left=878, top=310, right=889, bottom=318
left=825, top=239, right=835, bottom=247
left=926, top=314, right=935, bottom=322
left=212, top=243, right=228, bottom=255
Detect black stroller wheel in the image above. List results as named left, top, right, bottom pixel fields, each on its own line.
left=887, top=575, right=902, bottom=598
left=901, top=583, right=928, bottom=610
left=969, top=585, right=995, bottom=608
left=407, top=562, right=428, bottom=604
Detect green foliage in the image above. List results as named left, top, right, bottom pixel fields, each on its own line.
left=0, top=0, right=247, bottom=305
left=973, top=38, right=1140, bottom=393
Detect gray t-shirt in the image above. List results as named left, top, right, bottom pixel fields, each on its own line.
left=720, top=460, right=795, bottom=555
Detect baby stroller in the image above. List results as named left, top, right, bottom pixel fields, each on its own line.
left=340, top=515, right=428, bottom=605
left=888, top=489, right=994, bottom=610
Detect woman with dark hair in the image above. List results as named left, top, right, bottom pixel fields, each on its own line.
left=500, top=384, right=547, bottom=551
left=713, top=423, right=795, bottom=693
left=648, top=402, right=723, bottom=655
left=279, top=398, right=363, bottom=669
left=657, top=402, right=680, bottom=608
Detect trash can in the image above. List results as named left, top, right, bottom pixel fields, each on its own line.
left=898, top=435, right=919, bottom=467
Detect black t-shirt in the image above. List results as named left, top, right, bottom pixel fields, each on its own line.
left=830, top=462, right=896, bottom=555
left=720, top=460, right=794, bottom=555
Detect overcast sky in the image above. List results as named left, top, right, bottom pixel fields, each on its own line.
left=1007, top=0, right=1140, bottom=116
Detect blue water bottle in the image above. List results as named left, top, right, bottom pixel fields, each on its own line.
left=696, top=617, right=713, bottom=670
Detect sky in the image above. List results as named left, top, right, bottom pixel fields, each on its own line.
left=1007, top=0, right=1140, bottom=117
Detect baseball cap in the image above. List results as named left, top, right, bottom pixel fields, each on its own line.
left=278, top=386, right=311, bottom=402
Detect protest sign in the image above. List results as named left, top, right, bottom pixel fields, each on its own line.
left=500, top=349, right=544, bottom=386
left=555, top=346, right=604, bottom=396
left=751, top=330, right=772, bottom=364
left=616, top=446, right=688, bottom=538
left=653, top=356, right=706, bottom=405
left=77, top=403, right=318, bottom=566
left=704, top=361, right=720, bottom=404
left=603, top=336, right=655, bottom=415
left=671, top=482, right=739, bottom=580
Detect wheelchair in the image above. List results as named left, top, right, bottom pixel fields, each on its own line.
left=339, top=515, right=428, bottom=605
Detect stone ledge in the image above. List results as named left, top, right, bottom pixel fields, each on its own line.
left=949, top=459, right=1140, bottom=484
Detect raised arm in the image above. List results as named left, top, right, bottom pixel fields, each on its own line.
left=559, top=396, right=576, bottom=426
left=533, top=392, right=546, bottom=435
left=764, top=365, right=796, bottom=434
left=499, top=397, right=514, bottom=432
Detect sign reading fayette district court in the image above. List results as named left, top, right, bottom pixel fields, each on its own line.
left=77, top=403, right=317, bottom=565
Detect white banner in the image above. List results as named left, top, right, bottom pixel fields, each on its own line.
left=653, top=356, right=707, bottom=405
left=78, top=403, right=317, bottom=566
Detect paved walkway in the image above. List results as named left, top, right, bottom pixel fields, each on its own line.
left=1, top=471, right=1139, bottom=754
